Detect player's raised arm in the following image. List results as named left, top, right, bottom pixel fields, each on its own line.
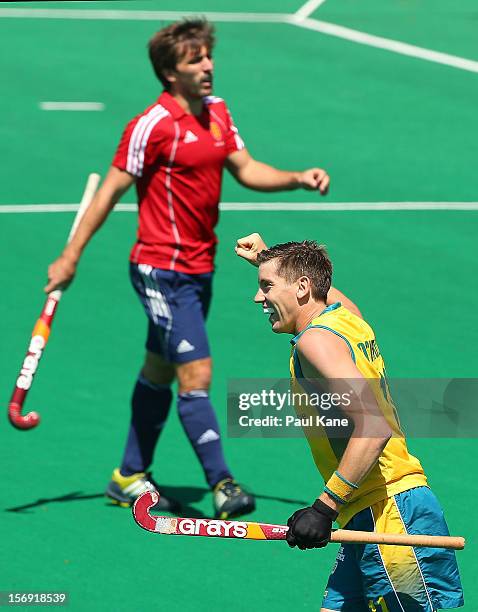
left=235, top=233, right=361, bottom=315
left=45, top=167, right=134, bottom=293
left=226, top=149, right=330, bottom=195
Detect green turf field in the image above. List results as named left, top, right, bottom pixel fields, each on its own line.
left=1, top=2, right=477, bottom=610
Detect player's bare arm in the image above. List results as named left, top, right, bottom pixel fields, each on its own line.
left=296, top=328, right=393, bottom=513
left=45, top=167, right=134, bottom=292
left=226, top=149, right=329, bottom=194
left=285, top=329, right=392, bottom=552
left=235, top=233, right=361, bottom=315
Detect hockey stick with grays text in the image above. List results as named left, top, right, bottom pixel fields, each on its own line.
left=133, top=491, right=465, bottom=550
left=7, top=173, right=101, bottom=430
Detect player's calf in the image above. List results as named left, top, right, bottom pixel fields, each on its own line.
left=176, top=357, right=212, bottom=394
left=142, top=350, right=175, bottom=385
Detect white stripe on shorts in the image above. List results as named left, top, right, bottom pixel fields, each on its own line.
left=392, top=496, right=434, bottom=611
left=138, top=266, right=174, bottom=352
left=369, top=508, right=406, bottom=611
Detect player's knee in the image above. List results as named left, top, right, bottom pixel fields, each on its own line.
left=142, top=351, right=175, bottom=386
left=176, top=358, right=212, bottom=393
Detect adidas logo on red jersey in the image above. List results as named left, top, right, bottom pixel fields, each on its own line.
left=183, top=130, right=198, bottom=144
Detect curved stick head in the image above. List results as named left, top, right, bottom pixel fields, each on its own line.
left=132, top=491, right=160, bottom=532
left=8, top=403, right=40, bottom=430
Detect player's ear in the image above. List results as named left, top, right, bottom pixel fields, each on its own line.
left=296, top=276, right=311, bottom=300
left=164, top=69, right=176, bottom=85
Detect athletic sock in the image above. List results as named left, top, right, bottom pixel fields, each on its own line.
left=120, top=375, right=172, bottom=476
left=177, top=391, right=232, bottom=488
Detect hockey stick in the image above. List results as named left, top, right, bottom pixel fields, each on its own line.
left=133, top=491, right=465, bottom=550
left=7, top=173, right=101, bottom=430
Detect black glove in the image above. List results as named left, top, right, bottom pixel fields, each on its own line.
left=286, top=498, right=339, bottom=550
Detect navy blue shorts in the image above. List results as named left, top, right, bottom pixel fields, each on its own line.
left=130, top=263, right=212, bottom=364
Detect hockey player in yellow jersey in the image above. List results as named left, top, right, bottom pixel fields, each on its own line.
left=235, top=233, right=463, bottom=612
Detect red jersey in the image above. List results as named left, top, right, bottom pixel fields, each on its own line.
left=112, top=91, right=244, bottom=274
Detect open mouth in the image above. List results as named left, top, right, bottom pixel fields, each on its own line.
left=262, top=304, right=277, bottom=323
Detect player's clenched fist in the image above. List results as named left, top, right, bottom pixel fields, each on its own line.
left=286, top=499, right=338, bottom=550
left=298, top=168, right=330, bottom=194
left=235, top=233, right=268, bottom=266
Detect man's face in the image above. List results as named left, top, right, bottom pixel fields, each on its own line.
left=254, top=260, right=299, bottom=334
left=169, top=44, right=213, bottom=98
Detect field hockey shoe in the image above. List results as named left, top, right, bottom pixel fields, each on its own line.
left=213, top=478, right=255, bottom=519
left=105, top=469, right=181, bottom=512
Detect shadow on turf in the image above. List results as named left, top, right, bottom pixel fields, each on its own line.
left=4, top=487, right=308, bottom=516
left=3, top=488, right=209, bottom=517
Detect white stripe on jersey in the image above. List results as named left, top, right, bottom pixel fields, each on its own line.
left=203, top=95, right=224, bottom=105
left=136, top=108, right=169, bottom=175
left=166, top=121, right=182, bottom=270
left=126, top=104, right=169, bottom=176
left=233, top=127, right=245, bottom=150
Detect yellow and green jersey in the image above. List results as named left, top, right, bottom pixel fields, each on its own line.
left=290, top=302, right=427, bottom=527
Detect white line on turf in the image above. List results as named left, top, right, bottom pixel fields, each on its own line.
left=1, top=7, right=476, bottom=76
left=40, top=102, right=105, bottom=111
left=286, top=17, right=478, bottom=74
left=0, top=9, right=289, bottom=22
left=294, top=0, right=327, bottom=22
left=222, top=202, right=478, bottom=211
left=1, top=203, right=478, bottom=213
